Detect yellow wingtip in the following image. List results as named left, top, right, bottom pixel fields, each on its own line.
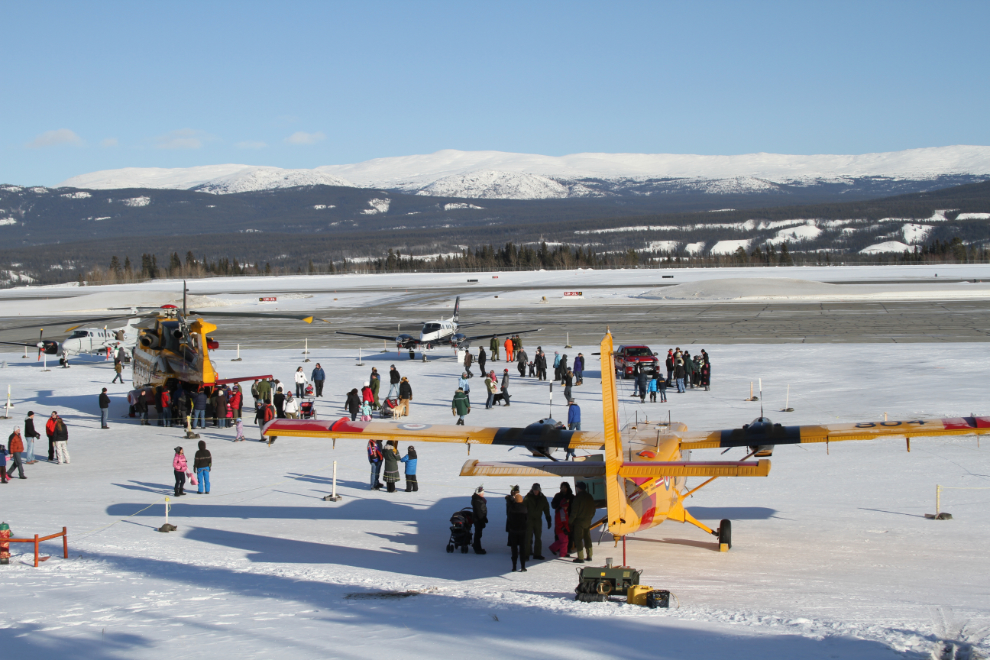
left=303, top=316, right=314, bottom=324
left=64, top=324, right=83, bottom=332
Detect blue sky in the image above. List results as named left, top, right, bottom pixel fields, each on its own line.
left=4, top=1, right=989, bottom=185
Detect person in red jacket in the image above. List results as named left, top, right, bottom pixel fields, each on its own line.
left=6, top=427, right=25, bottom=480
left=160, top=388, right=172, bottom=428
left=45, top=411, right=58, bottom=462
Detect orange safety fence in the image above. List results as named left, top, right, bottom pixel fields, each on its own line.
left=0, top=527, right=68, bottom=567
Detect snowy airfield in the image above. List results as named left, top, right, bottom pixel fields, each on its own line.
left=1, top=266, right=989, bottom=659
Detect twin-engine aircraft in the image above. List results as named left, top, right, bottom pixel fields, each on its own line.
left=336, top=296, right=541, bottom=359
left=0, top=320, right=138, bottom=359
left=262, top=331, right=990, bottom=550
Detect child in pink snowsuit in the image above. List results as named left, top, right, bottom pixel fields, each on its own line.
left=173, top=447, right=187, bottom=496
left=234, top=418, right=245, bottom=442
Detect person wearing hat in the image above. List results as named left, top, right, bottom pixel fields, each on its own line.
left=523, top=483, right=551, bottom=561
left=569, top=481, right=596, bottom=563
left=6, top=426, right=26, bottom=480
left=284, top=393, right=300, bottom=419
left=484, top=371, right=497, bottom=409
left=452, top=387, right=471, bottom=426
left=489, top=335, right=499, bottom=362
left=398, top=376, right=413, bottom=417
left=388, top=365, right=401, bottom=399
left=477, top=346, right=487, bottom=375
left=574, top=353, right=585, bottom=386
left=500, top=369, right=511, bottom=406
left=503, top=336, right=514, bottom=363
left=457, top=372, right=471, bottom=394
left=401, top=445, right=418, bottom=492
left=172, top=446, right=188, bottom=496
left=23, top=411, right=41, bottom=464
left=506, top=490, right=529, bottom=572
left=471, top=485, right=488, bottom=554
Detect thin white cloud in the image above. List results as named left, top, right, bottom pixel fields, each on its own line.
left=285, top=131, right=325, bottom=145
left=27, top=128, right=84, bottom=148
left=235, top=140, right=267, bottom=149
left=101, top=137, right=119, bottom=148
left=155, top=128, right=213, bottom=150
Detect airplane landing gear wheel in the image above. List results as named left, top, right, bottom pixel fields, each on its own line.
left=718, top=519, right=731, bottom=551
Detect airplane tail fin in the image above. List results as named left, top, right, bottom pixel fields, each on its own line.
left=453, top=296, right=460, bottom=323
left=599, top=330, right=626, bottom=535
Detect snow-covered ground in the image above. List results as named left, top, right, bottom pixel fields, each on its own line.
left=0, top=327, right=988, bottom=657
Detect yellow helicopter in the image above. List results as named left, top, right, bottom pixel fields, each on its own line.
left=131, top=283, right=316, bottom=390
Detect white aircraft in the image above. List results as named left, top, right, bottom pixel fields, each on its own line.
left=336, top=296, right=541, bottom=358
left=61, top=318, right=139, bottom=356
left=0, top=318, right=138, bottom=360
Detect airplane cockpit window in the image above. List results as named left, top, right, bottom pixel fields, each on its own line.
left=67, top=330, right=88, bottom=339
left=423, top=323, right=442, bottom=333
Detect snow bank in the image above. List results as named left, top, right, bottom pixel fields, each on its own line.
left=860, top=241, right=912, bottom=254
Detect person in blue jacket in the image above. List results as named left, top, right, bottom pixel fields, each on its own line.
left=311, top=363, right=326, bottom=397
left=400, top=445, right=418, bottom=492
left=566, top=401, right=581, bottom=460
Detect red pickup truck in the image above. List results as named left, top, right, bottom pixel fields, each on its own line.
left=614, top=345, right=659, bottom=379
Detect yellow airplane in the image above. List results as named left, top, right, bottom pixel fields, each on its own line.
left=263, top=330, right=990, bottom=551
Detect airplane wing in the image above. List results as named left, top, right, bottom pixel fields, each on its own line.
left=262, top=417, right=605, bottom=449
left=462, top=328, right=542, bottom=342
left=678, top=416, right=990, bottom=451
left=459, top=459, right=770, bottom=479
left=0, top=341, right=40, bottom=348
left=335, top=331, right=412, bottom=342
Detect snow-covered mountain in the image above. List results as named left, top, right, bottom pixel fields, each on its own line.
left=57, top=145, right=990, bottom=200
left=61, top=165, right=353, bottom=195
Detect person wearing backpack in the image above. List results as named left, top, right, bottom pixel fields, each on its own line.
left=172, top=447, right=187, bottom=497
left=367, top=440, right=384, bottom=490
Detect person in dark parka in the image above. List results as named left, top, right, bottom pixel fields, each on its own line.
left=345, top=389, right=361, bottom=421
left=471, top=485, right=488, bottom=554
left=506, top=490, right=529, bottom=572
left=569, top=481, right=596, bottom=563
left=523, top=483, right=551, bottom=561
left=382, top=441, right=400, bottom=493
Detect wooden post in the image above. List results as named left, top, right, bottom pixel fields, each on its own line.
left=62, top=527, right=67, bottom=559
left=34, top=533, right=39, bottom=568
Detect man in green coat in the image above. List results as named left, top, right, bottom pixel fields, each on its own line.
left=489, top=336, right=499, bottom=361
left=568, top=481, right=596, bottom=563
left=256, top=379, right=271, bottom=404
left=523, top=483, right=551, bottom=560
left=452, top=388, right=470, bottom=426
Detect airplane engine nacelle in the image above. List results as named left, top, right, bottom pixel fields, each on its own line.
left=39, top=341, right=59, bottom=355
left=451, top=333, right=469, bottom=348
left=749, top=445, right=774, bottom=457
left=396, top=334, right=416, bottom=348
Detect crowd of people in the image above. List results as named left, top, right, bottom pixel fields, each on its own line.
left=470, top=480, right=597, bottom=572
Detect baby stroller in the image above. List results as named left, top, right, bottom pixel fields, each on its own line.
left=379, top=396, right=400, bottom=419
left=300, top=400, right=316, bottom=419
left=446, top=507, right=474, bottom=553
